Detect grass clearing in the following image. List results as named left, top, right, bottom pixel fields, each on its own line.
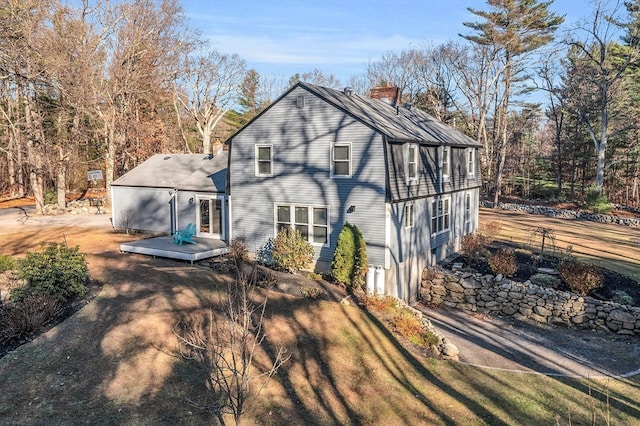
left=480, top=208, right=640, bottom=282
left=0, top=223, right=639, bottom=424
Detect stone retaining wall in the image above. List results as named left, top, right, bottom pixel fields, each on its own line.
left=481, top=201, right=640, bottom=227
left=420, top=267, right=640, bottom=336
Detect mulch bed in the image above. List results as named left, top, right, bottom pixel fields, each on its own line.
left=451, top=241, right=640, bottom=308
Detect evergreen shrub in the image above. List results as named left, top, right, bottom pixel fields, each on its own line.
left=12, top=242, right=88, bottom=302
left=331, top=223, right=368, bottom=289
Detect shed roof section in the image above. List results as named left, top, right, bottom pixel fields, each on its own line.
left=299, top=82, right=482, bottom=148
left=112, top=152, right=227, bottom=192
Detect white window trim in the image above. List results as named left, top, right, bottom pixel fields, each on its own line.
left=330, top=143, right=352, bottom=178
left=404, top=203, right=414, bottom=228
left=430, top=196, right=451, bottom=236
left=255, top=144, right=273, bottom=177
left=274, top=203, right=330, bottom=247
left=404, top=143, right=419, bottom=186
left=467, top=148, right=475, bottom=178
left=442, top=146, right=450, bottom=182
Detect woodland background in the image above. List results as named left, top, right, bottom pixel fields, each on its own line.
left=1, top=0, right=639, bottom=213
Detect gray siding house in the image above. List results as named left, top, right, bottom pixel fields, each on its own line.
left=227, top=82, right=482, bottom=303
left=111, top=152, right=228, bottom=240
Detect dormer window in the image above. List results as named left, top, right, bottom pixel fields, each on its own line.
left=405, top=144, right=418, bottom=185
left=442, top=147, right=450, bottom=182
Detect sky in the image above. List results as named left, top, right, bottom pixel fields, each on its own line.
left=183, top=0, right=591, bottom=86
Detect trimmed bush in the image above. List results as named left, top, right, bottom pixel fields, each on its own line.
left=487, top=248, right=517, bottom=277
left=271, top=228, right=314, bottom=273
left=331, top=223, right=368, bottom=289
left=559, top=259, right=603, bottom=296
left=332, top=224, right=356, bottom=285
left=12, top=242, right=88, bottom=302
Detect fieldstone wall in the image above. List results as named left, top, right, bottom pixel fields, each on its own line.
left=43, top=198, right=106, bottom=215
left=420, top=267, right=640, bottom=336
left=481, top=201, right=640, bottom=227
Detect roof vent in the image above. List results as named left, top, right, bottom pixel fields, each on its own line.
left=405, top=102, right=412, bottom=110
left=163, top=156, right=171, bottom=160
left=343, top=87, right=353, bottom=96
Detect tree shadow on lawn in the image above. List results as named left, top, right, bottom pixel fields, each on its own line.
left=2, top=245, right=640, bottom=425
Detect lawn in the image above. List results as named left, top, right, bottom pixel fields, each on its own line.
left=0, top=221, right=639, bottom=424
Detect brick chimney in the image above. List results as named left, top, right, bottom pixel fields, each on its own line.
left=370, top=86, right=400, bottom=105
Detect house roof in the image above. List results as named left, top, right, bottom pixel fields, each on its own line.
left=300, top=82, right=482, bottom=147
left=111, top=152, right=227, bottom=192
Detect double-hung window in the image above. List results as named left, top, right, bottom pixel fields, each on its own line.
left=404, top=204, right=414, bottom=228
left=442, top=147, right=450, bottom=182
left=431, top=197, right=450, bottom=235
left=406, top=144, right=418, bottom=185
left=466, top=148, right=475, bottom=177
left=255, top=145, right=272, bottom=176
left=275, top=204, right=329, bottom=245
left=332, top=144, right=351, bottom=177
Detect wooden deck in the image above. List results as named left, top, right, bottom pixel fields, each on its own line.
left=120, top=236, right=228, bottom=264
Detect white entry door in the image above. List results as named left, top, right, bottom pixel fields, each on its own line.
left=196, top=195, right=225, bottom=239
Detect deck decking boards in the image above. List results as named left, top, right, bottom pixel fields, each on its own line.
left=120, top=236, right=228, bottom=264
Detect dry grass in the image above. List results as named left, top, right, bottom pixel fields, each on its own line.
left=480, top=208, right=640, bottom=282
left=0, top=223, right=639, bottom=424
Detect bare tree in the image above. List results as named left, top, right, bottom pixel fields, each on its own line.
left=173, top=50, right=246, bottom=154
left=175, top=250, right=289, bottom=426
left=95, top=0, right=190, bottom=205
left=0, top=0, right=56, bottom=214
left=565, top=0, right=640, bottom=192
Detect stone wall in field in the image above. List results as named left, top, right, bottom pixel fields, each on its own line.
left=420, top=267, right=640, bottom=336
left=481, top=201, right=640, bottom=227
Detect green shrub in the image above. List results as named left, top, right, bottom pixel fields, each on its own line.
left=44, top=191, right=57, bottom=205
left=331, top=223, right=368, bottom=289
left=488, top=248, right=517, bottom=277
left=271, top=228, right=314, bottom=273
left=0, top=292, right=65, bottom=343
left=13, top=242, right=88, bottom=302
left=352, top=224, right=368, bottom=288
left=584, top=185, right=613, bottom=214
left=0, top=254, right=16, bottom=273
left=559, top=259, right=603, bottom=296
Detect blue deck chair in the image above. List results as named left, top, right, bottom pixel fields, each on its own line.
left=173, top=223, right=196, bottom=245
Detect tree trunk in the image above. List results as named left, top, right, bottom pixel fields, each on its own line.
left=57, top=146, right=66, bottom=210
left=493, top=60, right=511, bottom=207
